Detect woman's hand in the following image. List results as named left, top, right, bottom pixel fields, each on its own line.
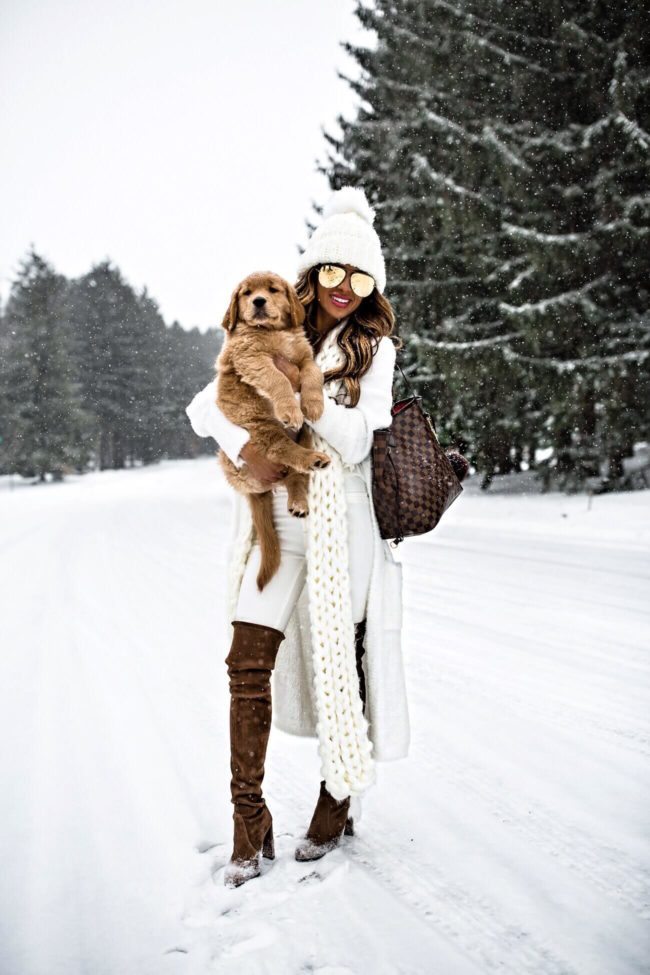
left=274, top=354, right=301, bottom=393
left=238, top=442, right=287, bottom=488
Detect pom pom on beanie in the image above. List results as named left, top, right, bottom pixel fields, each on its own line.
left=321, top=186, right=377, bottom=225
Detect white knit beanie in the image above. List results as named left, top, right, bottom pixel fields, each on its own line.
left=296, top=186, right=386, bottom=294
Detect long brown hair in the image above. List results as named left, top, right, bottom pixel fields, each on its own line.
left=294, top=266, right=402, bottom=407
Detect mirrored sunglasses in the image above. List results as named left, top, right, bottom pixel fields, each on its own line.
left=318, top=263, right=375, bottom=298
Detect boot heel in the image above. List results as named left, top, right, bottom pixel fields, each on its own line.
left=262, top=824, right=275, bottom=860
left=344, top=817, right=354, bottom=837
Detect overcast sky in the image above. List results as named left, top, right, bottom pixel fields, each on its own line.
left=0, top=0, right=368, bottom=330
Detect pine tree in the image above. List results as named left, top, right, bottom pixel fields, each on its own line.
left=127, top=287, right=166, bottom=465
left=66, top=260, right=222, bottom=468
left=67, top=262, right=148, bottom=469
left=159, top=321, right=223, bottom=460
left=321, top=0, right=650, bottom=488
left=487, top=1, right=650, bottom=487
left=0, top=250, right=91, bottom=479
left=0, top=297, right=9, bottom=475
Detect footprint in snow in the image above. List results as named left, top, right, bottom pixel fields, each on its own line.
left=195, top=838, right=221, bottom=855
left=182, top=834, right=350, bottom=933
left=218, top=920, right=278, bottom=959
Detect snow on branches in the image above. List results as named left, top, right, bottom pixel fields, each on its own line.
left=582, top=112, right=650, bottom=152
left=499, top=275, right=610, bottom=319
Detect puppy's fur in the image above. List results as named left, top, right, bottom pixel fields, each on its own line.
left=216, top=271, right=330, bottom=590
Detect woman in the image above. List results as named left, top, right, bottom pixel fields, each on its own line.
left=186, top=187, right=409, bottom=888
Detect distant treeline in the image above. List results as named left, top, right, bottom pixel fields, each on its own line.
left=0, top=250, right=220, bottom=479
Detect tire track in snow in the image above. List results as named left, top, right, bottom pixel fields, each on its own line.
left=407, top=600, right=650, bottom=762
left=260, top=759, right=579, bottom=975
left=415, top=535, right=650, bottom=582
left=416, top=742, right=650, bottom=920
left=402, top=615, right=650, bottom=913
left=346, top=835, right=580, bottom=975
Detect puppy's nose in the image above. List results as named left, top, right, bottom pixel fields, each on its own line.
left=253, top=296, right=266, bottom=308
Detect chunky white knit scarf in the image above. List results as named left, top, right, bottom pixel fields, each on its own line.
left=305, top=327, right=375, bottom=800
left=226, top=323, right=375, bottom=801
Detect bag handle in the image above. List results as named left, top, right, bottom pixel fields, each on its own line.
left=394, top=352, right=442, bottom=444
left=394, top=352, right=418, bottom=399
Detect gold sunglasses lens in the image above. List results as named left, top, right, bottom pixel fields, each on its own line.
left=350, top=271, right=375, bottom=297
left=318, top=264, right=346, bottom=288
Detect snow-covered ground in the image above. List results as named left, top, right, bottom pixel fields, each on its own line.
left=1, top=458, right=648, bottom=975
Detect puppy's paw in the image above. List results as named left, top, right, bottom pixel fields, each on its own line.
left=309, top=451, right=331, bottom=470
left=288, top=498, right=309, bottom=518
left=301, top=395, right=324, bottom=422
left=276, top=403, right=304, bottom=432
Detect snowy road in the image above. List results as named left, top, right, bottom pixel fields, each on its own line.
left=1, top=458, right=648, bottom=975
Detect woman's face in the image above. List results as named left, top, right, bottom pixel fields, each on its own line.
left=315, top=263, right=366, bottom=321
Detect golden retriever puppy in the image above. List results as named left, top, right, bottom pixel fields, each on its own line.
left=216, top=271, right=330, bottom=590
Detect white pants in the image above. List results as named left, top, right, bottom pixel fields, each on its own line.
left=234, top=473, right=374, bottom=633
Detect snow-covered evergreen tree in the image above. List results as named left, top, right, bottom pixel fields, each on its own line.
left=159, top=320, right=223, bottom=460
left=66, top=262, right=143, bottom=469
left=322, top=0, right=650, bottom=488
left=66, top=260, right=221, bottom=469
left=0, top=250, right=91, bottom=479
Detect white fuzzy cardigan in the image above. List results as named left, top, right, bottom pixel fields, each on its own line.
left=186, top=326, right=410, bottom=797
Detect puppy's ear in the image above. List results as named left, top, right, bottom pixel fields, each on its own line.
left=221, top=287, right=240, bottom=332
left=287, top=285, right=306, bottom=328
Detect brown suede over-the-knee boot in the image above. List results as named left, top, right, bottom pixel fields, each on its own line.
left=295, top=619, right=367, bottom=862
left=224, top=620, right=284, bottom=887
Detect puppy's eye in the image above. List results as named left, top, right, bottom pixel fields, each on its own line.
left=243, top=289, right=252, bottom=296
left=269, top=286, right=279, bottom=293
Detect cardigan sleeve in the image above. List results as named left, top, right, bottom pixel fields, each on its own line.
left=185, top=378, right=250, bottom=468
left=306, top=336, right=396, bottom=465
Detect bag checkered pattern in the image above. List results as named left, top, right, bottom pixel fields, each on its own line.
left=372, top=393, right=463, bottom=543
